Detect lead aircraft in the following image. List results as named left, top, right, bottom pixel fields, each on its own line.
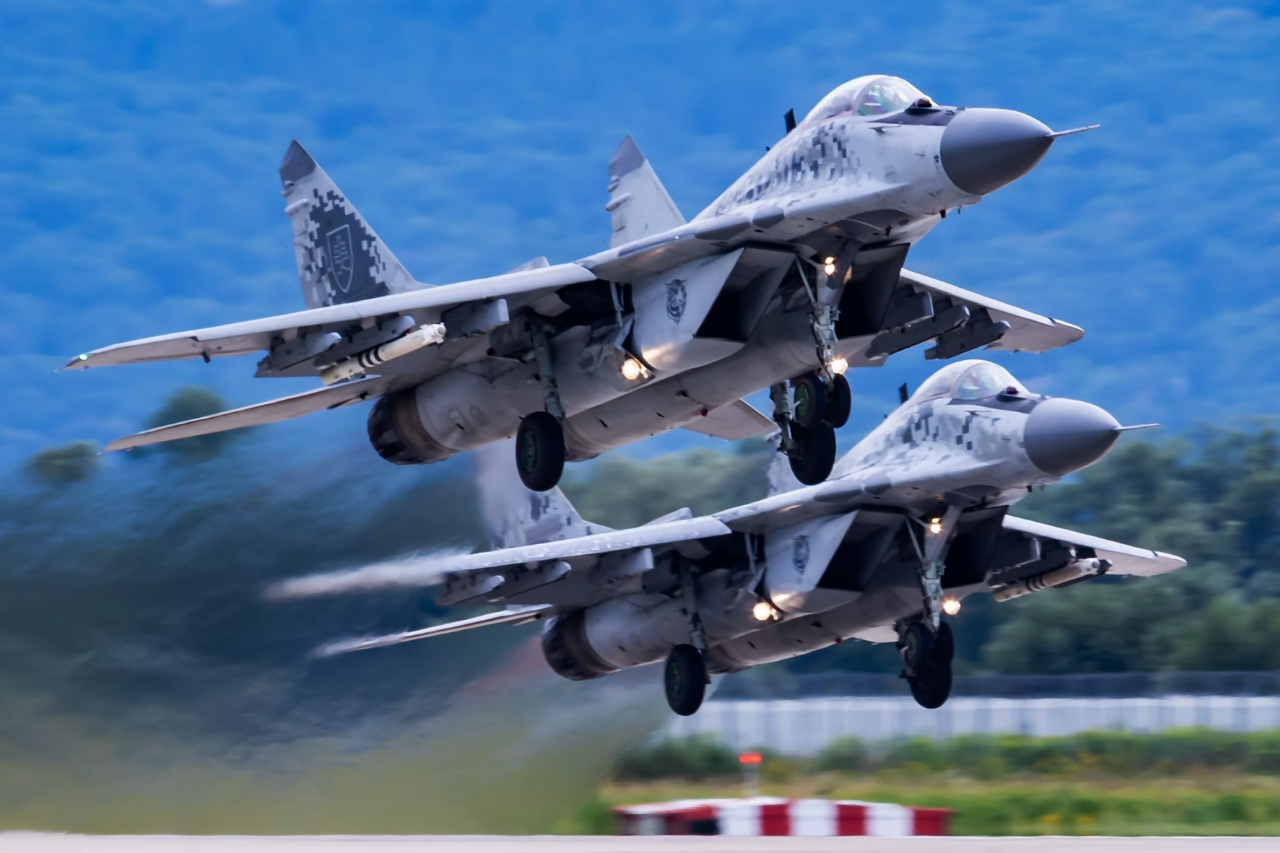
left=66, top=75, right=1094, bottom=490
left=274, top=361, right=1184, bottom=716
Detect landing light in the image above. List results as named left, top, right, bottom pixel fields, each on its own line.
left=752, top=601, right=775, bottom=622
left=621, top=358, right=643, bottom=381
left=828, top=356, right=848, bottom=375
left=928, top=518, right=943, bottom=535
left=823, top=257, right=837, bottom=276
left=942, top=598, right=962, bottom=616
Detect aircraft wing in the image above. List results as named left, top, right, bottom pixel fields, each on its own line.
left=63, top=263, right=597, bottom=370
left=270, top=515, right=733, bottom=602
left=895, top=269, right=1084, bottom=355
left=1001, top=516, right=1187, bottom=577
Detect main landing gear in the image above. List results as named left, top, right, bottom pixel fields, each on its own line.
left=771, top=371, right=850, bottom=486
left=516, top=317, right=568, bottom=492
left=664, top=557, right=711, bottom=716
left=664, top=644, right=708, bottom=716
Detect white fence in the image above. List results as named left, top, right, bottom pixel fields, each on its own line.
left=665, top=696, right=1280, bottom=755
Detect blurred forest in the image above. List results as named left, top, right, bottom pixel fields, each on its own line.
left=4, top=388, right=1277, bottom=830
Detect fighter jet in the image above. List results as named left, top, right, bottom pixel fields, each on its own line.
left=65, top=75, right=1093, bottom=489
left=272, top=360, right=1183, bottom=716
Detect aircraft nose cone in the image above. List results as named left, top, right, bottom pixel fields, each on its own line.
left=1024, top=398, right=1122, bottom=476
left=940, top=108, right=1054, bottom=195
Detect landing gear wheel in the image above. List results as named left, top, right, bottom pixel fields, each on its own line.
left=791, top=373, right=827, bottom=428
left=788, top=422, right=837, bottom=485
left=664, top=644, right=708, bottom=716
left=823, top=373, right=851, bottom=429
left=515, top=411, right=566, bottom=492
left=905, top=622, right=954, bottom=710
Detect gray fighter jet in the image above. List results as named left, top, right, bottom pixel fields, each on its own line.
left=65, top=75, right=1093, bottom=489
left=273, top=360, right=1182, bottom=716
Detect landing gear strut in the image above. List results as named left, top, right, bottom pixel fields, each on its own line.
left=516, top=317, right=568, bottom=492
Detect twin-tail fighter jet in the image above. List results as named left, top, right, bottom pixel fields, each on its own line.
left=273, top=360, right=1183, bottom=716
left=66, top=75, right=1095, bottom=490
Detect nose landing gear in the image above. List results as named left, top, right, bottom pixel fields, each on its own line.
left=516, top=316, right=568, bottom=492
left=898, top=619, right=954, bottom=709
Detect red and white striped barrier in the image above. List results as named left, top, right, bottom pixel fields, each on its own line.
left=615, top=797, right=951, bottom=836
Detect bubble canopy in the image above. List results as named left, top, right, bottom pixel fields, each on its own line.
left=909, top=360, right=1030, bottom=403
left=802, top=76, right=930, bottom=126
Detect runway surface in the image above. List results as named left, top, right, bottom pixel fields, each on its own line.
left=2, top=836, right=1279, bottom=852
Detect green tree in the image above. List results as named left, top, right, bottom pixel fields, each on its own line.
left=141, top=387, right=234, bottom=462
left=26, top=441, right=99, bottom=485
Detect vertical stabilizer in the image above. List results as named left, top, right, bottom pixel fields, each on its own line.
left=279, top=140, right=421, bottom=308
left=606, top=135, right=686, bottom=249
left=474, top=440, right=610, bottom=549
left=766, top=434, right=803, bottom=497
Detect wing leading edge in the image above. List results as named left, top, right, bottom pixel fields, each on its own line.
left=1001, top=516, right=1186, bottom=577
left=64, top=263, right=597, bottom=370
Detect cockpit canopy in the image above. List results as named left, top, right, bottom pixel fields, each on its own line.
left=909, top=360, right=1031, bottom=403
left=802, top=75, right=931, bottom=127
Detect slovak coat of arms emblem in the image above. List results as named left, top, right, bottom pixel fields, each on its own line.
left=325, top=224, right=355, bottom=293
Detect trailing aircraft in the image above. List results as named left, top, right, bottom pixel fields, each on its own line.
left=273, top=360, right=1181, bottom=716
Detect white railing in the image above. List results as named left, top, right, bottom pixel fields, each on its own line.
left=665, top=696, right=1280, bottom=755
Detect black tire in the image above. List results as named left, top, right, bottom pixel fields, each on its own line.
left=791, top=373, right=827, bottom=428
left=934, top=620, right=955, bottom=666
left=664, top=644, right=708, bottom=716
left=907, top=622, right=954, bottom=710
left=823, top=373, right=851, bottom=429
left=898, top=620, right=934, bottom=679
left=788, top=422, right=837, bottom=485
left=515, top=412, right=565, bottom=492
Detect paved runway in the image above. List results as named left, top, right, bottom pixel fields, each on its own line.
left=2, top=836, right=1279, bottom=852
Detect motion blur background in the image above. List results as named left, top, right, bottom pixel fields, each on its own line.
left=2, top=0, right=1280, bottom=836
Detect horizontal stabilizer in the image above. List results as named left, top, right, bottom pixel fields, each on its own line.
left=105, top=376, right=389, bottom=452
left=682, top=399, right=777, bottom=441
left=315, top=604, right=554, bottom=657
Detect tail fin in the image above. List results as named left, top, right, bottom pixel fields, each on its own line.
left=474, top=440, right=610, bottom=550
left=607, top=135, right=685, bottom=249
left=766, top=433, right=803, bottom=497
left=279, top=140, right=420, bottom=308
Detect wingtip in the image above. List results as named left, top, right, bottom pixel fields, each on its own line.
left=61, top=353, right=92, bottom=371
left=279, top=139, right=318, bottom=183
